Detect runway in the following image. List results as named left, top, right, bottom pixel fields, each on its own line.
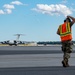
left=0, top=46, right=75, bottom=75
left=0, top=66, right=75, bottom=75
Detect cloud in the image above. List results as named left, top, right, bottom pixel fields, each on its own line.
left=11, top=1, right=23, bottom=5
left=3, top=4, right=15, bottom=14
left=32, top=4, right=72, bottom=16
left=0, top=10, right=5, bottom=14
left=0, top=1, right=26, bottom=15
left=3, top=4, right=15, bottom=9
left=5, top=9, right=12, bottom=14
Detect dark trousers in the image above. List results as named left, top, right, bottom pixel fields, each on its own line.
left=61, top=40, right=73, bottom=60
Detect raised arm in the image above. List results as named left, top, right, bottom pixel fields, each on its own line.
left=67, top=16, right=75, bottom=24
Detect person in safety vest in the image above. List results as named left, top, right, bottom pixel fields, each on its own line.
left=57, top=16, right=75, bottom=67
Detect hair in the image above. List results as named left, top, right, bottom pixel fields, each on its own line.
left=64, top=18, right=71, bottom=22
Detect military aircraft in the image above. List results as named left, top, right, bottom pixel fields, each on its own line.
left=1, top=34, right=25, bottom=46
left=8, top=34, right=25, bottom=46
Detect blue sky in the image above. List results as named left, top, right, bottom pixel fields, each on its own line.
left=0, top=0, right=75, bottom=42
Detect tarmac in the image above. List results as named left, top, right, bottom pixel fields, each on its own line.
left=0, top=46, right=75, bottom=75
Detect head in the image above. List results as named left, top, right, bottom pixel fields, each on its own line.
left=64, top=17, right=71, bottom=23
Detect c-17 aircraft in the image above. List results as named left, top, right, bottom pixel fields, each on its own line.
left=1, top=34, right=25, bottom=46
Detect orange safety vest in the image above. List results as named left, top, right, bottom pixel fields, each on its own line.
left=59, top=22, right=72, bottom=42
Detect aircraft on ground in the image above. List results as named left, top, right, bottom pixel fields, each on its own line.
left=1, top=34, right=25, bottom=46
